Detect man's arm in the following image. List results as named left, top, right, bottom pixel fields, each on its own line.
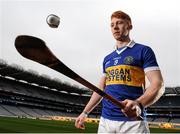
left=82, top=76, right=106, bottom=114
left=75, top=76, right=106, bottom=129
left=122, top=70, right=164, bottom=118
left=136, top=70, right=164, bottom=107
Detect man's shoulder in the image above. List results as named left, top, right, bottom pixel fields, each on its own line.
left=134, top=42, right=150, bottom=49
left=103, top=50, right=116, bottom=62
left=133, top=43, right=154, bottom=54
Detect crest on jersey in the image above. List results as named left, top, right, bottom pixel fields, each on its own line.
left=124, top=56, right=134, bottom=64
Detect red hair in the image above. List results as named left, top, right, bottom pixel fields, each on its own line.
left=111, top=11, right=132, bottom=26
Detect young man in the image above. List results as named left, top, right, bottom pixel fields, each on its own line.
left=75, top=10, right=164, bottom=133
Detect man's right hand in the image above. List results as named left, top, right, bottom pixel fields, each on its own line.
left=75, top=112, right=88, bottom=129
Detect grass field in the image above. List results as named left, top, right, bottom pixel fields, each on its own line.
left=0, top=116, right=180, bottom=133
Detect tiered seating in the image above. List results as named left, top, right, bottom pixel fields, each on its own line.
left=1, top=105, right=29, bottom=117
left=0, top=75, right=91, bottom=118
left=0, top=105, right=14, bottom=116
left=170, top=118, right=180, bottom=123
left=19, top=107, right=41, bottom=117
left=153, top=117, right=169, bottom=123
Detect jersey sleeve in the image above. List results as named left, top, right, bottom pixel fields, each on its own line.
left=142, top=46, right=160, bottom=73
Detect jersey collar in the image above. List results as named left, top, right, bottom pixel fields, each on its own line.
left=127, top=40, right=136, bottom=48
left=115, top=40, right=136, bottom=55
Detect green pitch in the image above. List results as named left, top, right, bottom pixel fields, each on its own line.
left=0, top=116, right=179, bottom=133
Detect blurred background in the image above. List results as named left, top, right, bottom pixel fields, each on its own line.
left=0, top=0, right=179, bottom=87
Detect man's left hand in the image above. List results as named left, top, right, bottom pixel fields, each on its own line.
left=121, top=99, right=142, bottom=118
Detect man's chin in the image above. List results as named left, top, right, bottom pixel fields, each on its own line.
left=114, top=35, right=121, bottom=40
left=115, top=36, right=129, bottom=41
left=115, top=37, right=125, bottom=41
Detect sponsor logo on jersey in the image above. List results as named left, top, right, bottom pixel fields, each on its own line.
left=105, top=65, right=145, bottom=87
left=113, top=56, right=121, bottom=60
left=114, top=59, right=118, bottom=65
left=105, top=60, right=111, bottom=66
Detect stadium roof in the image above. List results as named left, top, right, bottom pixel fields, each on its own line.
left=0, top=59, right=91, bottom=94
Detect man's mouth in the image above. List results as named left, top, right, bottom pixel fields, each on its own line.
left=114, top=32, right=120, bottom=35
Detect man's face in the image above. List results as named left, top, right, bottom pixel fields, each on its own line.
left=111, top=17, right=131, bottom=41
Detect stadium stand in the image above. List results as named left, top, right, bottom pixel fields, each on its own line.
left=0, top=59, right=101, bottom=118
left=0, top=59, right=180, bottom=129
left=0, top=105, right=14, bottom=116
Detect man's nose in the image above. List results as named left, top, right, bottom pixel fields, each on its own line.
left=113, top=24, right=119, bottom=30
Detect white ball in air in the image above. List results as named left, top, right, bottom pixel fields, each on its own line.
left=46, top=14, right=60, bottom=28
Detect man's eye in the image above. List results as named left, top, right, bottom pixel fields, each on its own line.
left=111, top=24, right=114, bottom=27
left=117, top=21, right=123, bottom=25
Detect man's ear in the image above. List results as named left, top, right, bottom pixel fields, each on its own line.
left=128, top=25, right=133, bottom=30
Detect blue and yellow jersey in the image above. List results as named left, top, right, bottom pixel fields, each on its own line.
left=102, top=40, right=160, bottom=121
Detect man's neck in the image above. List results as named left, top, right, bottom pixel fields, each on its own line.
left=116, top=38, right=131, bottom=49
